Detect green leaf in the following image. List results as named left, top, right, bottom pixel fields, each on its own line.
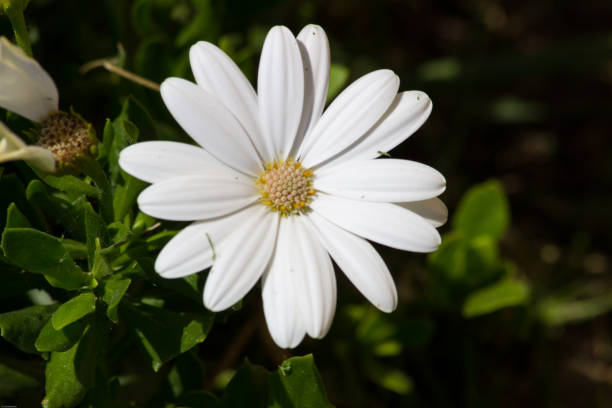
left=327, top=63, right=350, bottom=102
left=39, top=173, right=98, bottom=197
left=77, top=156, right=114, bottom=223
left=428, top=234, right=504, bottom=292
left=107, top=98, right=142, bottom=187
left=0, top=173, right=45, bottom=231
left=463, top=278, right=530, bottom=317
left=2, top=227, right=93, bottom=290
left=83, top=201, right=110, bottom=269
left=101, top=278, right=131, bottom=323
left=113, top=172, right=147, bottom=222
left=61, top=239, right=88, bottom=260
left=122, top=302, right=214, bottom=371
left=35, top=318, right=88, bottom=352
left=453, top=180, right=510, bottom=240
left=0, top=362, right=39, bottom=398
left=26, top=180, right=84, bottom=240
left=377, top=370, right=413, bottom=395
left=0, top=304, right=58, bottom=353
left=268, top=355, right=334, bottom=408
left=42, top=321, right=106, bottom=408
left=220, top=360, right=268, bottom=408
left=92, top=248, right=113, bottom=280
left=6, top=202, right=30, bottom=228
left=538, top=289, right=612, bottom=326
left=52, top=293, right=97, bottom=330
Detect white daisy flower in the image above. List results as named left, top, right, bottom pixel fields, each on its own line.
left=119, top=24, right=447, bottom=348
left=0, top=121, right=55, bottom=172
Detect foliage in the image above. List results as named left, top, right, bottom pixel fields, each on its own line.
left=1, top=0, right=610, bottom=407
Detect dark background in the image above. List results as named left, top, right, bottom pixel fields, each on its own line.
left=2, top=0, right=612, bottom=406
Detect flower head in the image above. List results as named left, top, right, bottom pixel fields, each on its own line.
left=119, top=24, right=446, bottom=348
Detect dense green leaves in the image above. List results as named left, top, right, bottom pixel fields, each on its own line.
left=0, top=304, right=57, bottom=354
left=209, top=355, right=334, bottom=408
left=122, top=302, right=214, bottom=371
left=35, top=319, right=88, bottom=352
left=42, top=322, right=106, bottom=408
left=1, top=227, right=93, bottom=290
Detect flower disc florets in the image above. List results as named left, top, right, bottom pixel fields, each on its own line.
left=256, top=158, right=315, bottom=216
left=37, top=111, right=96, bottom=168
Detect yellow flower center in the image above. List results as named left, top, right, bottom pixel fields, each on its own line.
left=255, top=159, right=315, bottom=216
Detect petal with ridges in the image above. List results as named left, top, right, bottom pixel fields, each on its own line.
left=0, top=37, right=58, bottom=122
left=160, top=78, right=261, bottom=176
left=308, top=211, right=397, bottom=312
left=321, top=91, right=432, bottom=169
left=314, top=158, right=446, bottom=202
left=119, top=141, right=229, bottom=184
left=204, top=207, right=278, bottom=311
left=155, top=206, right=259, bottom=278
left=293, top=216, right=337, bottom=338
left=311, top=193, right=441, bottom=252
left=137, top=174, right=257, bottom=221
left=262, top=220, right=306, bottom=348
left=299, top=69, right=399, bottom=168
left=292, top=24, right=330, bottom=155
left=398, top=197, right=448, bottom=228
left=258, top=26, right=304, bottom=162
left=189, top=42, right=264, bottom=156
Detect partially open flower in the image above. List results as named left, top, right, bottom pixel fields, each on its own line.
left=0, top=37, right=96, bottom=170
left=0, top=121, right=55, bottom=172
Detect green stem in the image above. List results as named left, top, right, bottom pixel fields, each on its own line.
left=7, top=7, right=32, bottom=56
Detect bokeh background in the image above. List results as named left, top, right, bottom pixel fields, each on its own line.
left=2, top=0, right=612, bottom=406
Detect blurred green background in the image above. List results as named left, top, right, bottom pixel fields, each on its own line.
left=2, top=0, right=612, bottom=406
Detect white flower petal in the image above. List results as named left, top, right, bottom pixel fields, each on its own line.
left=119, top=141, right=229, bottom=184
left=262, top=220, right=306, bottom=349
left=0, top=37, right=58, bottom=122
left=311, top=194, right=441, bottom=252
left=137, top=173, right=257, bottom=221
left=293, top=216, right=337, bottom=339
left=160, top=78, right=261, bottom=176
left=0, top=122, right=55, bottom=172
left=398, top=198, right=448, bottom=228
left=321, top=91, right=432, bottom=169
left=308, top=211, right=397, bottom=312
left=155, top=206, right=260, bottom=278
left=257, top=26, right=304, bottom=162
left=0, top=121, right=26, bottom=150
left=314, top=158, right=446, bottom=202
left=292, top=24, right=330, bottom=155
left=299, top=69, right=399, bottom=168
left=189, top=42, right=265, bottom=157
left=204, top=207, right=279, bottom=311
